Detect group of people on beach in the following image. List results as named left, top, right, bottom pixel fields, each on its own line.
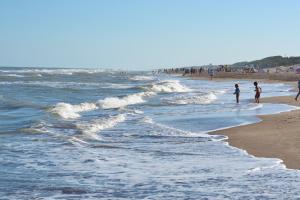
left=233, top=82, right=262, bottom=104
left=234, top=80, right=300, bottom=104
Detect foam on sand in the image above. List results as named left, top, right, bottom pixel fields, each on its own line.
left=76, top=114, right=126, bottom=140
left=246, top=103, right=263, bottom=110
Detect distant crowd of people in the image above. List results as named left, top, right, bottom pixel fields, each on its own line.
left=161, top=65, right=263, bottom=77
left=234, top=80, right=300, bottom=104
left=160, top=67, right=300, bottom=104
left=160, top=67, right=205, bottom=75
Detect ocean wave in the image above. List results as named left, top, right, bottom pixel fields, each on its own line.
left=76, top=114, right=126, bottom=140
left=130, top=75, right=155, bottom=81
left=0, top=73, right=25, bottom=77
left=0, top=68, right=108, bottom=75
left=246, top=159, right=285, bottom=175
left=0, top=81, right=136, bottom=90
left=142, top=80, right=192, bottom=93
left=50, top=102, right=98, bottom=119
left=20, top=121, right=49, bottom=134
left=102, top=83, right=135, bottom=89
left=0, top=95, right=45, bottom=109
left=50, top=92, right=155, bottom=119
left=98, top=92, right=155, bottom=109
left=141, top=117, right=212, bottom=138
left=49, top=80, right=190, bottom=119
left=163, top=92, right=218, bottom=105
left=0, top=81, right=103, bottom=89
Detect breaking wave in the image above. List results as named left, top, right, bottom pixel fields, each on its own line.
left=98, top=92, right=155, bottom=109
left=142, top=80, right=192, bottom=93
left=0, top=81, right=136, bottom=90
left=76, top=114, right=126, bottom=140
left=130, top=75, right=155, bottom=81
left=50, top=92, right=155, bottom=119
left=141, top=117, right=214, bottom=138
left=50, top=102, right=98, bottom=119
left=0, top=68, right=108, bottom=75
left=0, top=74, right=25, bottom=77
left=163, top=92, right=218, bottom=105
left=49, top=79, right=192, bottom=119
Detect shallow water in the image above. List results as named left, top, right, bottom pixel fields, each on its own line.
left=1, top=67, right=300, bottom=199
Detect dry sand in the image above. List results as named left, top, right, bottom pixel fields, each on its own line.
left=179, top=71, right=300, bottom=169
left=211, top=96, right=300, bottom=170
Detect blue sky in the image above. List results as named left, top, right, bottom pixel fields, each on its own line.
left=0, top=0, right=300, bottom=69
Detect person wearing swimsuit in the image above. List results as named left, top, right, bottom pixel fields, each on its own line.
left=254, top=81, right=261, bottom=103
left=295, top=80, right=300, bottom=101
left=233, top=84, right=240, bottom=103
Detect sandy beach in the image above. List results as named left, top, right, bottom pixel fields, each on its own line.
left=175, top=70, right=300, bottom=170
left=211, top=95, right=300, bottom=170
left=177, top=70, right=300, bottom=169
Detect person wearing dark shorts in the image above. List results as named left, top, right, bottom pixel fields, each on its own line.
left=233, top=84, right=240, bottom=103
left=254, top=81, right=261, bottom=103
left=295, top=80, right=300, bottom=101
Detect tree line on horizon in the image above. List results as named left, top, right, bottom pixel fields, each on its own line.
left=231, top=56, right=300, bottom=69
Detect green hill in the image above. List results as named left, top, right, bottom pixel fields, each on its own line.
left=231, top=56, right=300, bottom=69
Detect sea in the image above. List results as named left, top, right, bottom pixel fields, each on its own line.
left=1, top=67, right=300, bottom=199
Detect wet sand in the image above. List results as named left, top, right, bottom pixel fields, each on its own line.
left=211, top=96, right=300, bottom=170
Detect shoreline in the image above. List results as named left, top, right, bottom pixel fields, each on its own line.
left=173, top=72, right=300, bottom=170
left=210, top=96, right=300, bottom=170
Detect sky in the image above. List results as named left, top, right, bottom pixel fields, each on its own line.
left=0, top=0, right=300, bottom=70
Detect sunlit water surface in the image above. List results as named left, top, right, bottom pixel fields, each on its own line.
left=1, top=67, right=300, bottom=199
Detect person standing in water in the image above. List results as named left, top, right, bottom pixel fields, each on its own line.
left=208, top=68, right=214, bottom=80
left=254, top=81, right=262, bottom=103
left=233, top=84, right=240, bottom=103
left=295, top=80, right=300, bottom=101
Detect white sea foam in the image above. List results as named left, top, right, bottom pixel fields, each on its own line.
left=164, top=92, right=218, bottom=105
left=76, top=114, right=126, bottom=140
left=98, top=92, right=155, bottom=109
left=1, top=74, right=25, bottom=77
left=130, top=75, right=155, bottom=81
left=50, top=102, right=98, bottom=119
left=144, top=80, right=192, bottom=93
left=213, top=89, right=227, bottom=95
left=50, top=92, right=155, bottom=119
left=0, top=68, right=108, bottom=75
left=0, top=81, right=107, bottom=88
left=142, top=117, right=211, bottom=138
left=246, top=103, right=263, bottom=110
left=102, top=83, right=134, bottom=89
left=0, top=81, right=136, bottom=90
left=49, top=79, right=191, bottom=119
left=69, top=136, right=90, bottom=145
